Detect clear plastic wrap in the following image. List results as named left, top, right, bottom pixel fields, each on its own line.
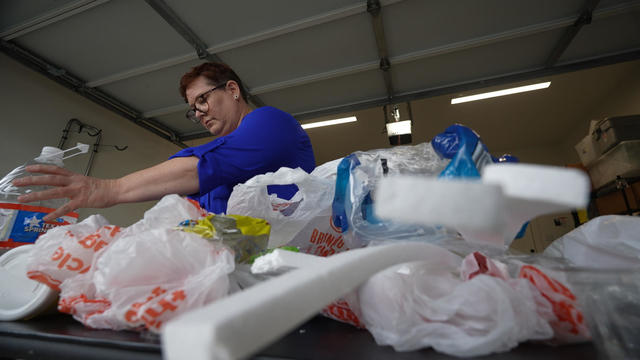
left=330, top=142, right=455, bottom=245
left=563, top=267, right=640, bottom=359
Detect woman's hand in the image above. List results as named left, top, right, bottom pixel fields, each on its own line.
left=13, top=164, right=117, bottom=221
left=12, top=157, right=200, bottom=222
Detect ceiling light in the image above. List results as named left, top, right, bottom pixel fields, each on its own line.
left=301, top=116, right=357, bottom=129
left=451, top=81, right=551, bottom=104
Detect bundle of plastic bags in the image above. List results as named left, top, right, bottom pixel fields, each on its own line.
left=229, top=124, right=519, bottom=252
left=329, top=141, right=454, bottom=246
left=228, top=124, right=529, bottom=329
left=328, top=124, right=530, bottom=251
left=228, top=161, right=362, bottom=256
left=225, top=123, right=617, bottom=357
left=25, top=195, right=269, bottom=332
left=248, top=245, right=590, bottom=357
left=353, top=254, right=559, bottom=357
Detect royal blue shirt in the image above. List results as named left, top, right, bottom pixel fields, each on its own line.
left=170, top=106, right=315, bottom=214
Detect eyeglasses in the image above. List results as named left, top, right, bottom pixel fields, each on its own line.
left=185, top=83, right=226, bottom=123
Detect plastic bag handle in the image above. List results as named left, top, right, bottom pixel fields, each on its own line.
left=244, top=167, right=312, bottom=187
left=61, top=143, right=90, bottom=160
left=230, top=167, right=335, bottom=220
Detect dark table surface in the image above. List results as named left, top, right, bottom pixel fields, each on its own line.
left=0, top=313, right=600, bottom=360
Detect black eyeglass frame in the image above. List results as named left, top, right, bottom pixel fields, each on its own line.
left=185, top=82, right=227, bottom=123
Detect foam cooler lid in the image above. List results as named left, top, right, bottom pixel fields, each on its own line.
left=0, top=245, right=58, bottom=321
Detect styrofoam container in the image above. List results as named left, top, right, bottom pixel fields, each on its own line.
left=0, top=244, right=58, bottom=321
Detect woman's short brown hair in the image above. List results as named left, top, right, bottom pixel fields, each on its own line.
left=179, top=62, right=248, bottom=102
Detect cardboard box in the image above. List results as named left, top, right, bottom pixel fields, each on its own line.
left=530, top=212, right=576, bottom=252
left=509, top=223, right=537, bottom=254
left=594, top=185, right=639, bottom=216
left=509, top=212, right=577, bottom=253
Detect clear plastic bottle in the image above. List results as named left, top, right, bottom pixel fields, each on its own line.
left=0, top=145, right=87, bottom=253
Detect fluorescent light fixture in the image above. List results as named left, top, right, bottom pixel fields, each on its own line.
left=301, top=116, right=357, bottom=129
left=451, top=81, right=551, bottom=104
left=386, top=120, right=412, bottom=136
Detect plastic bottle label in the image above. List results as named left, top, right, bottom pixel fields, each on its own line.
left=0, top=203, right=79, bottom=248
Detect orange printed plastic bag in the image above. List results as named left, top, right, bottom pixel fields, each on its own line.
left=519, top=265, right=590, bottom=342
left=461, top=251, right=590, bottom=343
left=288, top=215, right=363, bottom=257
left=25, top=195, right=235, bottom=333
left=58, top=228, right=234, bottom=332
left=25, top=215, right=120, bottom=291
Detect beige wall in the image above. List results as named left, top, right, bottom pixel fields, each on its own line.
left=0, top=53, right=181, bottom=226
left=587, top=64, right=640, bottom=118
left=303, top=107, right=391, bottom=164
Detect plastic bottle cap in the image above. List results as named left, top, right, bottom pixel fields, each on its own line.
left=0, top=245, right=58, bottom=321
left=34, top=146, right=64, bottom=167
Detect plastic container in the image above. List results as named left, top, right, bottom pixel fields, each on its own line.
left=0, top=145, right=88, bottom=251
left=0, top=244, right=59, bottom=321
left=587, top=140, right=640, bottom=189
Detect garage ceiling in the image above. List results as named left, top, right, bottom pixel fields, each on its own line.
left=2, top=0, right=639, bottom=147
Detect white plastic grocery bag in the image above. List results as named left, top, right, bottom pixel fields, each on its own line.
left=355, top=260, right=555, bottom=357
left=26, top=215, right=120, bottom=291
left=462, top=252, right=590, bottom=344
left=544, top=215, right=640, bottom=268
left=59, top=229, right=234, bottom=332
left=227, top=167, right=342, bottom=249
left=25, top=195, right=208, bottom=292
left=25, top=195, right=236, bottom=333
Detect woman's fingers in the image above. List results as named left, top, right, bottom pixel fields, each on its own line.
left=11, top=165, right=112, bottom=222
left=17, top=185, right=69, bottom=204
left=13, top=164, right=117, bottom=219
left=42, top=201, right=78, bottom=222
left=12, top=165, right=74, bottom=188
left=24, top=164, right=74, bottom=176
left=20, top=164, right=75, bottom=178
left=13, top=173, right=71, bottom=187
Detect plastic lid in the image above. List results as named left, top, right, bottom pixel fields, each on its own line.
left=0, top=245, right=58, bottom=321
left=34, top=146, right=64, bottom=166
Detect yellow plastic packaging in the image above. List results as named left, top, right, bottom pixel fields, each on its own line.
left=177, top=214, right=270, bottom=263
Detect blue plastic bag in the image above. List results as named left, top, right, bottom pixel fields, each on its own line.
left=431, top=124, right=494, bottom=179
left=431, top=124, right=527, bottom=239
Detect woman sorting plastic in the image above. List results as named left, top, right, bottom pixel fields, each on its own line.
left=13, top=62, right=316, bottom=220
